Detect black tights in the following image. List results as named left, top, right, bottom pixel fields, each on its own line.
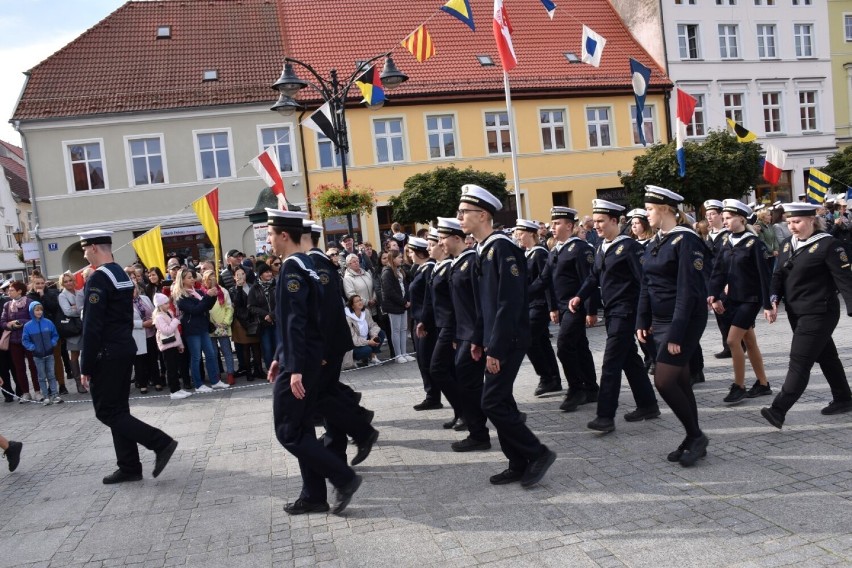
left=654, top=362, right=701, bottom=438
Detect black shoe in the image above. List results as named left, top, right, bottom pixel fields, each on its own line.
left=246, top=374, right=256, bottom=382
left=353, top=392, right=363, bottom=404
left=746, top=381, right=772, bottom=398
left=284, top=498, right=330, bottom=515
left=761, top=407, right=785, bottom=429
left=413, top=399, right=443, bottom=411
left=443, top=417, right=460, bottom=429
left=521, top=446, right=556, bottom=488
left=587, top=416, right=615, bottom=433
left=332, top=474, right=362, bottom=515
left=58, top=385, right=69, bottom=395
left=153, top=440, right=178, bottom=478
left=678, top=434, right=709, bottom=467
left=821, top=400, right=852, bottom=415
left=235, top=368, right=248, bottom=377
left=451, top=437, right=491, bottom=452
left=312, top=415, right=325, bottom=427
left=4, top=441, right=22, bottom=472
left=723, top=383, right=747, bottom=404
left=624, top=406, right=661, bottom=422
left=667, top=437, right=690, bottom=462
left=452, top=418, right=468, bottom=432
left=363, top=409, right=375, bottom=424
left=691, top=370, right=706, bottom=385
left=714, top=349, right=732, bottom=359
left=351, top=430, right=379, bottom=466
left=559, top=390, right=587, bottom=412
left=489, top=468, right=524, bottom=485
left=584, top=389, right=599, bottom=404
left=4, top=397, right=13, bottom=403
left=102, top=469, right=144, bottom=485
left=534, top=381, right=561, bottom=397
left=648, top=362, right=656, bottom=376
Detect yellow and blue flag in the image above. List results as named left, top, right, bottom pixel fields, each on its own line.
left=442, top=0, right=475, bottom=31
left=355, top=65, right=385, bottom=107
left=807, top=168, right=831, bottom=204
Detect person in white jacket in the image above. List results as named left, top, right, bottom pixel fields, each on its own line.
left=345, top=295, right=384, bottom=366
left=343, top=255, right=376, bottom=315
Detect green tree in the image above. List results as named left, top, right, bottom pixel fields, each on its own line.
left=389, top=166, right=508, bottom=225
left=822, top=145, right=852, bottom=195
left=620, top=130, right=762, bottom=211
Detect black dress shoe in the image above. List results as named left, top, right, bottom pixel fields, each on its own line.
left=587, top=416, right=615, bottom=433
left=519, top=412, right=527, bottom=424
left=351, top=429, right=379, bottom=466
left=624, top=406, right=661, bottom=422
left=667, top=437, right=690, bottom=462
left=821, top=399, right=852, bottom=415
left=489, top=468, right=523, bottom=485
left=153, top=440, right=178, bottom=478
left=284, top=498, right=330, bottom=515
left=413, top=399, right=443, bottom=411
left=451, top=437, right=491, bottom=452
left=332, top=474, right=362, bottom=515
left=647, top=362, right=656, bottom=376
left=521, top=446, right=556, bottom=488
left=559, top=390, right=587, bottom=412
left=103, top=469, right=143, bottom=485
left=443, top=417, right=460, bottom=429
left=714, top=349, right=732, bottom=359
left=58, top=385, right=69, bottom=395
left=761, top=407, right=784, bottom=429
left=4, top=441, right=22, bottom=472
left=679, top=434, right=709, bottom=467
left=452, top=418, right=468, bottom=432
left=584, top=389, right=599, bottom=404
left=534, top=381, right=562, bottom=397
left=363, top=410, right=375, bottom=424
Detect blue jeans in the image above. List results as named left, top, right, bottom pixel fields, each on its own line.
left=213, top=336, right=235, bottom=374
left=34, top=355, right=58, bottom=397
left=258, top=325, right=276, bottom=371
left=352, top=330, right=385, bottom=362
left=184, top=333, right=222, bottom=388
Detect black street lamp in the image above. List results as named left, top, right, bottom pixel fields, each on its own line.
left=11, top=228, right=34, bottom=279
left=271, top=54, right=408, bottom=240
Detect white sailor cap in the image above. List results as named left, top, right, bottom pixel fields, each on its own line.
left=772, top=201, right=783, bottom=210
left=703, top=199, right=724, bottom=212
left=310, top=221, right=323, bottom=234
left=592, top=199, right=626, bottom=217
left=515, top=218, right=539, bottom=232
left=406, top=237, right=429, bottom=252
left=782, top=202, right=820, bottom=217
left=266, top=208, right=308, bottom=231
left=436, top=217, right=465, bottom=237
left=78, top=230, right=113, bottom=247
left=754, top=204, right=766, bottom=212
left=302, top=219, right=314, bottom=229
left=550, top=206, right=578, bottom=221
left=722, top=199, right=752, bottom=218
left=644, top=185, right=683, bottom=207
left=627, top=208, right=648, bottom=220
left=683, top=213, right=696, bottom=225
left=747, top=201, right=757, bottom=208
left=827, top=198, right=836, bottom=205
left=427, top=227, right=440, bottom=242
left=460, top=184, right=502, bottom=215
left=0, top=279, right=11, bottom=290
left=392, top=232, right=407, bottom=244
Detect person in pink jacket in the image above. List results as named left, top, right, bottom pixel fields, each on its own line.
left=152, top=293, right=190, bottom=400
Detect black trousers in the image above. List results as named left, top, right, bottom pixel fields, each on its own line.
left=430, top=329, right=462, bottom=417
left=315, top=352, right=374, bottom=448
left=556, top=308, right=598, bottom=393
left=772, top=310, right=852, bottom=415
left=89, top=357, right=173, bottom=474
left=526, top=306, right=560, bottom=386
left=161, top=347, right=182, bottom=393
left=414, top=320, right=439, bottom=403
left=597, top=314, right=658, bottom=419
left=455, top=339, right=488, bottom=441
left=0, top=350, right=15, bottom=401
left=482, top=348, right=544, bottom=472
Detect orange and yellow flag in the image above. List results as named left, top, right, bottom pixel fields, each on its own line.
left=131, top=226, right=165, bottom=275
left=192, top=188, right=221, bottom=273
left=402, top=25, right=436, bottom=62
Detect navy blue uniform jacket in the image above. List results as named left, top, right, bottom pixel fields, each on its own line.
left=409, top=260, right=435, bottom=324
left=275, top=253, right=323, bottom=375
left=541, top=237, right=599, bottom=313
left=576, top=235, right=643, bottom=316
left=81, top=263, right=137, bottom=375
left=429, top=259, right=454, bottom=333
left=708, top=232, right=772, bottom=309
left=525, top=245, right=553, bottom=309
left=449, top=248, right=482, bottom=344
left=308, top=249, right=355, bottom=358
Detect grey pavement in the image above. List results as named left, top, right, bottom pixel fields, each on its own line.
left=1, top=308, right=852, bottom=567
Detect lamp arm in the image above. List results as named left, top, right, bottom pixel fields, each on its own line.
left=284, top=56, right=334, bottom=101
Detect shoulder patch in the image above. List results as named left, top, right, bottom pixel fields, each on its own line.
left=319, top=273, right=330, bottom=285
left=808, top=243, right=819, bottom=254
left=783, top=242, right=790, bottom=253
left=615, top=244, right=624, bottom=255
left=460, top=261, right=469, bottom=272
left=286, top=279, right=301, bottom=293
left=88, top=293, right=100, bottom=304
left=693, top=258, right=704, bottom=271
left=746, top=239, right=755, bottom=248
left=510, top=264, right=520, bottom=277
left=840, top=250, right=849, bottom=264
left=672, top=235, right=683, bottom=246
left=568, top=243, right=575, bottom=252
left=487, top=248, right=495, bottom=261
left=586, top=252, right=594, bottom=264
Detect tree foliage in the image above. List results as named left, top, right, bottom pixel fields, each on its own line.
left=620, top=130, right=762, bottom=211
left=389, top=166, right=508, bottom=225
left=822, top=145, right=852, bottom=195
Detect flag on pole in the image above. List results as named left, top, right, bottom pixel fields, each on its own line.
left=539, top=0, right=556, bottom=19
left=726, top=118, right=757, bottom=142
left=302, top=102, right=337, bottom=142
left=581, top=25, right=606, bottom=67
left=441, top=0, right=475, bottom=31
left=807, top=168, right=831, bottom=203
left=492, top=0, right=517, bottom=72
left=131, top=226, right=165, bottom=275
left=630, top=58, right=651, bottom=146
left=401, top=25, right=436, bottom=62
left=763, top=144, right=788, bottom=186
left=354, top=64, right=385, bottom=107
left=675, top=89, right=697, bottom=177
left=191, top=189, right=221, bottom=273
left=249, top=146, right=287, bottom=205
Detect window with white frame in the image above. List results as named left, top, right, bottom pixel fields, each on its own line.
left=754, top=0, right=774, bottom=5
left=762, top=92, right=783, bottom=133
left=259, top=126, right=294, bottom=172
left=426, top=115, right=456, bottom=158
left=127, top=136, right=165, bottom=186
left=631, top=105, right=655, bottom=145
left=723, top=93, right=745, bottom=124
left=67, top=141, right=106, bottom=191
left=686, top=94, right=706, bottom=137
left=799, top=91, right=818, bottom=132
left=26, top=212, right=32, bottom=232
left=485, top=111, right=511, bottom=154
left=196, top=131, right=232, bottom=179
left=317, top=132, right=348, bottom=169
left=794, top=24, right=814, bottom=57
left=756, top=24, right=777, bottom=58
left=4, top=226, right=13, bottom=250
left=540, top=109, right=567, bottom=151
left=586, top=107, right=612, bottom=148
left=677, top=24, right=701, bottom=59
left=715, top=0, right=736, bottom=4
left=718, top=24, right=739, bottom=59
left=846, top=15, right=852, bottom=41
left=374, top=118, right=405, bottom=163
left=674, top=0, right=697, bottom=4
left=792, top=0, right=811, bottom=5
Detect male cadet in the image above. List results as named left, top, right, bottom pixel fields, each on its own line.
left=265, top=209, right=360, bottom=516
left=408, top=237, right=440, bottom=409
left=440, top=217, right=491, bottom=452
left=705, top=199, right=733, bottom=360
left=569, top=200, right=660, bottom=433
left=78, top=230, right=177, bottom=484
left=514, top=219, right=562, bottom=397
left=541, top=207, right=600, bottom=412
left=457, top=185, right=556, bottom=487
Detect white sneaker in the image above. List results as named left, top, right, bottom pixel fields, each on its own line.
left=53, top=396, right=64, bottom=404
left=196, top=385, right=213, bottom=393
left=210, top=381, right=230, bottom=390
left=35, top=393, right=45, bottom=402
left=396, top=356, right=407, bottom=364
left=405, top=355, right=417, bottom=363
left=369, top=356, right=381, bottom=366
left=19, top=392, right=32, bottom=403
left=170, top=390, right=192, bottom=400
left=43, top=397, right=52, bottom=406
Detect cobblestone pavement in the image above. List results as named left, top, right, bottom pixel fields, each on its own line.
left=1, top=308, right=852, bottom=568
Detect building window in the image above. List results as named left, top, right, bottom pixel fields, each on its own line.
left=426, top=115, right=456, bottom=159
left=540, top=109, right=567, bottom=151
left=317, top=132, right=348, bottom=169
left=26, top=212, right=32, bottom=232
left=196, top=131, right=233, bottom=179
left=723, top=93, right=745, bottom=124
left=754, top=0, right=774, bottom=5
left=794, top=24, right=814, bottom=57
left=716, top=0, right=736, bottom=4
left=677, top=24, right=701, bottom=59
left=485, top=111, right=511, bottom=155
left=374, top=118, right=405, bottom=163
left=686, top=94, right=706, bottom=137
left=552, top=191, right=571, bottom=207
left=792, top=0, right=811, bottom=5
left=586, top=107, right=612, bottom=148
left=762, top=92, right=783, bottom=133
left=718, top=24, right=739, bottom=59
left=675, top=0, right=697, bottom=4
left=260, top=127, right=295, bottom=172
left=127, top=137, right=165, bottom=186
left=799, top=91, right=818, bottom=132
left=846, top=15, right=852, bottom=41
left=5, top=226, right=13, bottom=250
left=631, top=105, right=655, bottom=144
left=67, top=142, right=106, bottom=191
left=756, top=24, right=777, bottom=58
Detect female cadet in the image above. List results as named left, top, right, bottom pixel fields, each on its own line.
left=628, top=208, right=656, bottom=373
left=707, top=200, right=772, bottom=404
left=407, top=237, right=440, bottom=410
left=760, top=202, right=852, bottom=429
left=636, top=186, right=709, bottom=467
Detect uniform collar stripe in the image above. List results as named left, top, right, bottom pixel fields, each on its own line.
left=96, top=265, right=134, bottom=289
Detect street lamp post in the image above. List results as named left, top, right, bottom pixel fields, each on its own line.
left=11, top=228, right=31, bottom=280
left=271, top=54, right=408, bottom=241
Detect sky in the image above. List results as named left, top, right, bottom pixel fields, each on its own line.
left=0, top=0, right=127, bottom=146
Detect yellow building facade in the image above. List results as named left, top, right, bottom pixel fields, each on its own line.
left=830, top=0, right=852, bottom=147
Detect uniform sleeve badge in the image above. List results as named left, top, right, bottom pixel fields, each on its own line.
left=840, top=249, right=849, bottom=264
left=615, top=244, right=624, bottom=255
left=746, top=239, right=755, bottom=248
left=568, top=243, right=575, bottom=252
left=487, top=248, right=495, bottom=261
left=808, top=243, right=819, bottom=254
left=783, top=242, right=790, bottom=253
left=319, top=273, right=330, bottom=285
left=510, top=264, right=519, bottom=277
left=460, top=261, right=469, bottom=272
left=693, top=258, right=704, bottom=271
left=586, top=252, right=594, bottom=264
left=671, top=235, right=683, bottom=245
left=88, top=293, right=100, bottom=304
left=286, top=279, right=301, bottom=293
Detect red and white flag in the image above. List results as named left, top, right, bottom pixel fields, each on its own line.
left=763, top=144, right=788, bottom=185
left=492, top=0, right=517, bottom=72
left=249, top=146, right=288, bottom=210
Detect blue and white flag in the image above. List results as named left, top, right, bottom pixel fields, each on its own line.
left=539, top=0, right=556, bottom=19
left=630, top=58, right=651, bottom=146
left=581, top=25, right=606, bottom=67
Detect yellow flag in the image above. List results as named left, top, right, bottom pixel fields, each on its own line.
left=191, top=188, right=221, bottom=274
left=131, top=226, right=165, bottom=275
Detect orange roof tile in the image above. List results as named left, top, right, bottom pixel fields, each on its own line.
left=0, top=140, right=30, bottom=201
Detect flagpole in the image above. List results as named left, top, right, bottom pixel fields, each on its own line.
left=503, top=71, right=523, bottom=216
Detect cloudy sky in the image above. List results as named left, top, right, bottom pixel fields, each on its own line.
left=0, top=0, right=126, bottom=146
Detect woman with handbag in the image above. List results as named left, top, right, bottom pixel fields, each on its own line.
left=57, top=273, right=86, bottom=393
left=229, top=266, right=263, bottom=380
left=152, top=293, right=192, bottom=400
left=0, top=281, right=40, bottom=402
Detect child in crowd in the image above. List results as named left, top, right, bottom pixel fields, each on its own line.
left=21, top=301, right=61, bottom=405
left=152, top=293, right=192, bottom=401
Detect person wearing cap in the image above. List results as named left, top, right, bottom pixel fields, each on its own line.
left=708, top=200, right=773, bottom=404
left=339, top=234, right=357, bottom=260
left=760, top=202, right=852, bottom=429
left=407, top=237, right=441, bottom=409
left=514, top=219, right=562, bottom=397
left=265, top=209, right=361, bottom=515
left=540, top=206, right=599, bottom=411
left=627, top=209, right=657, bottom=374
left=569, top=200, right=660, bottom=433
left=77, top=231, right=177, bottom=484
left=218, top=249, right=253, bottom=289
left=704, top=199, right=734, bottom=360
left=457, top=185, right=556, bottom=487
left=165, top=257, right=181, bottom=286
left=637, top=186, right=709, bottom=467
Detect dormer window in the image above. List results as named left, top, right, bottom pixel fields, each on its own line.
left=202, top=69, right=219, bottom=82
left=564, top=52, right=580, bottom=63
left=156, top=26, right=171, bottom=39
left=476, top=55, right=494, bottom=66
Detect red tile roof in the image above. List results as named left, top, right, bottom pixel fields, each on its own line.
left=0, top=140, right=23, bottom=160
left=0, top=140, right=30, bottom=201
